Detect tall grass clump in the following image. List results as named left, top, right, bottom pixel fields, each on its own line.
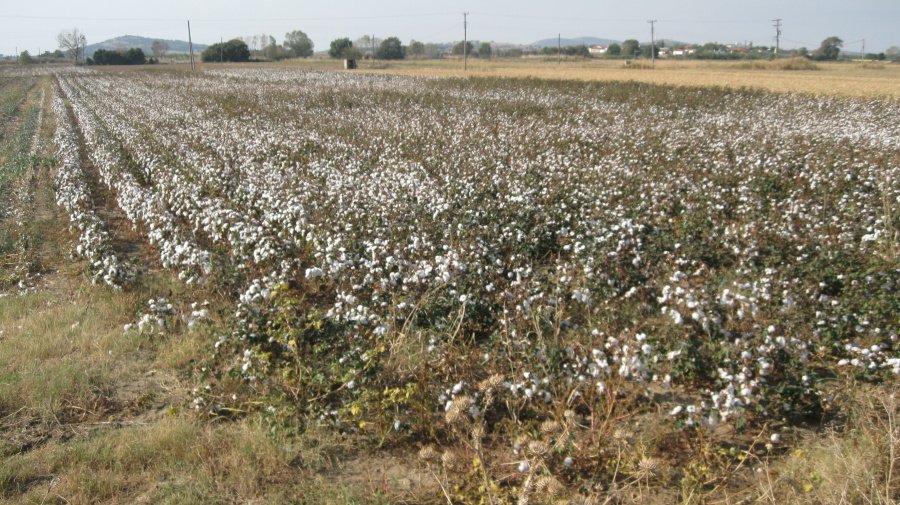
left=735, top=57, right=820, bottom=71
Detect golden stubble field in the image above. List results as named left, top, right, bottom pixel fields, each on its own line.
left=365, top=59, right=900, bottom=100
left=204, top=57, right=900, bottom=100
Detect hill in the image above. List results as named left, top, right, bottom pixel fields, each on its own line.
left=85, top=35, right=207, bottom=57
left=531, top=36, right=619, bottom=48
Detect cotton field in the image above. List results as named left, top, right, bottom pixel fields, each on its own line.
left=50, top=67, right=900, bottom=442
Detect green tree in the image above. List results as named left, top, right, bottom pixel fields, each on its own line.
left=376, top=36, right=405, bottom=60
left=200, top=39, right=250, bottom=63
left=451, top=41, right=474, bottom=56
left=264, top=44, right=292, bottom=60
left=18, top=51, right=33, bottom=65
left=621, top=39, right=640, bottom=58
left=884, top=46, right=899, bottom=60
left=812, top=36, right=842, bottom=61
left=478, top=42, right=492, bottom=59
left=408, top=40, right=425, bottom=58
left=701, top=42, right=727, bottom=52
left=329, top=38, right=353, bottom=59
left=642, top=44, right=659, bottom=58
left=606, top=43, right=621, bottom=56
left=284, top=30, right=314, bottom=58
left=90, top=48, right=146, bottom=65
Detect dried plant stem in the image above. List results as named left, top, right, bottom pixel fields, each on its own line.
left=427, top=467, right=454, bottom=505
left=516, top=463, right=538, bottom=505
left=474, top=389, right=497, bottom=505
left=880, top=394, right=898, bottom=504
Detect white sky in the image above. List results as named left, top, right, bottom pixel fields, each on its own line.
left=2, top=0, right=897, bottom=57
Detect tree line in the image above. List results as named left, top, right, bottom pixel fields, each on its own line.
left=37, top=29, right=900, bottom=66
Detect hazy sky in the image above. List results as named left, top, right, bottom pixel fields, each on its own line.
left=2, top=0, right=897, bottom=57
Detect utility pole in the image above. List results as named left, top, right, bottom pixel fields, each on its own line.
left=463, top=12, right=469, bottom=71
left=188, top=20, right=195, bottom=71
left=648, top=20, right=657, bottom=65
left=861, top=39, right=865, bottom=59
left=558, top=33, right=561, bottom=65
left=372, top=34, right=376, bottom=65
left=772, top=19, right=782, bottom=58
left=220, top=37, right=223, bottom=64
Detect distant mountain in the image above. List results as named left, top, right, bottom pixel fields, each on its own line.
left=85, top=35, right=208, bottom=57
left=531, top=36, right=620, bottom=48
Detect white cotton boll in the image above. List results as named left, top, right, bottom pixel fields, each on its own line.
left=670, top=405, right=683, bottom=416
left=518, top=462, right=530, bottom=473
left=563, top=457, right=574, bottom=468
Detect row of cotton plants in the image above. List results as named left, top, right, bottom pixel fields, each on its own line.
left=50, top=91, right=135, bottom=288
left=55, top=77, right=212, bottom=282
left=51, top=68, right=900, bottom=433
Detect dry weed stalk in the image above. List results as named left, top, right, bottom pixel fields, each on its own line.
left=879, top=172, right=899, bottom=259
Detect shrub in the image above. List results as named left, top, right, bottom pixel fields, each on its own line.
left=90, top=48, right=146, bottom=65
left=201, top=39, right=250, bottom=63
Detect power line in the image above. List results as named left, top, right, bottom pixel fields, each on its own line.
left=470, top=12, right=771, bottom=24
left=0, top=13, right=458, bottom=23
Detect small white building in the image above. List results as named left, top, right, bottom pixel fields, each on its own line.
left=588, top=45, right=609, bottom=55
left=672, top=47, right=697, bottom=56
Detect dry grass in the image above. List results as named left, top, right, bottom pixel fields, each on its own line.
left=757, top=385, right=900, bottom=504
left=733, top=57, right=821, bottom=71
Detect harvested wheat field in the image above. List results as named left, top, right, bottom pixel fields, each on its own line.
left=356, top=58, right=900, bottom=100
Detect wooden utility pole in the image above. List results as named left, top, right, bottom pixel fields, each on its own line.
left=463, top=12, right=469, bottom=71
left=648, top=20, right=657, bottom=65
left=188, top=21, right=195, bottom=70
left=558, top=34, right=561, bottom=65
left=773, top=19, right=782, bottom=58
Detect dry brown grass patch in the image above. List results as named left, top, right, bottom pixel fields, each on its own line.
left=734, top=57, right=820, bottom=71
